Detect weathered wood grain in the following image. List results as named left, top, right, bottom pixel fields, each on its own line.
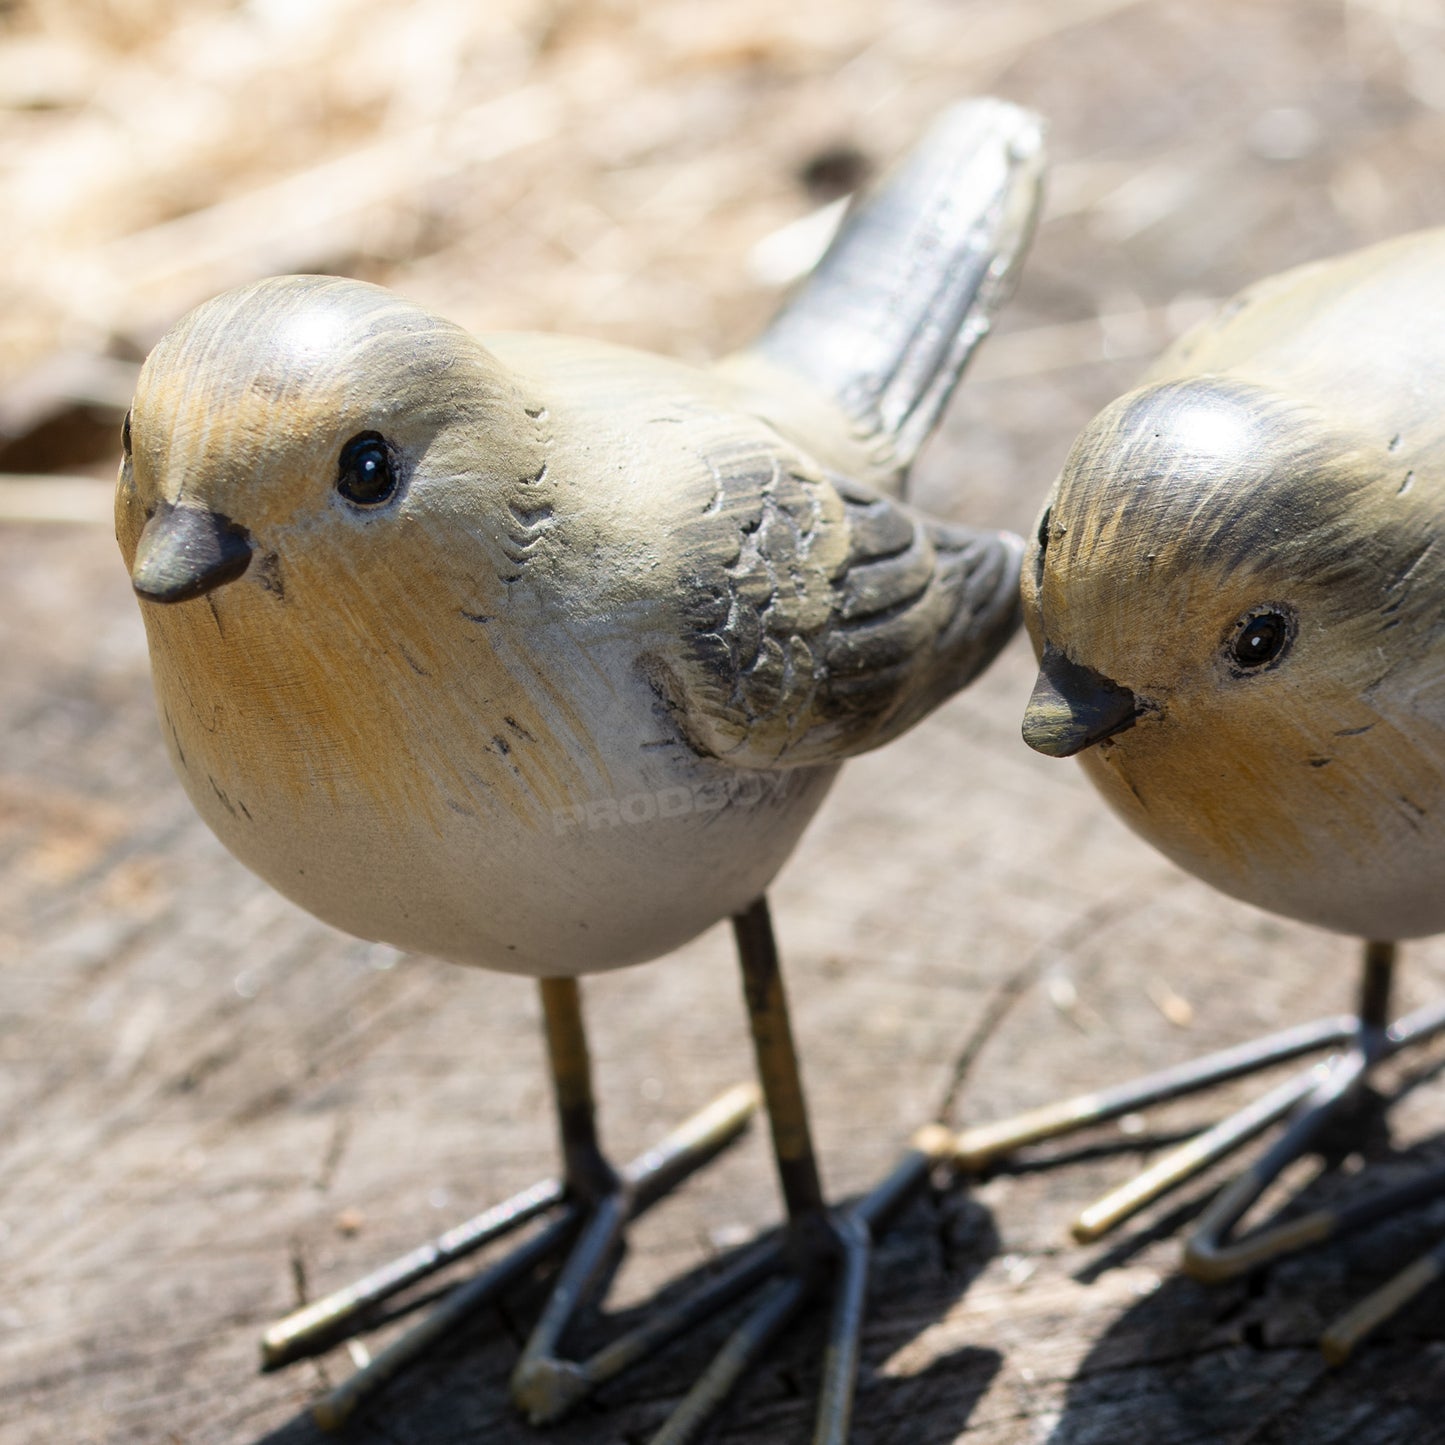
left=4, top=508, right=1445, bottom=1445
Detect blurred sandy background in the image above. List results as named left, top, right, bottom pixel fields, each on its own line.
left=6, top=3, right=1445, bottom=1444
left=6, top=0, right=1445, bottom=516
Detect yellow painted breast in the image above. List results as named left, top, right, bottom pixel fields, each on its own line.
left=137, top=515, right=606, bottom=838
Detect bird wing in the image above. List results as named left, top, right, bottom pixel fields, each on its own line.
left=646, top=432, right=1021, bottom=769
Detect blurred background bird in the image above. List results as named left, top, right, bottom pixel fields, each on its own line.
left=115, top=99, right=1042, bottom=1441
left=995, top=226, right=1445, bottom=1363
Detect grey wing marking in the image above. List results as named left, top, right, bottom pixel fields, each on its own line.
left=824, top=477, right=1021, bottom=732
left=665, top=444, right=1022, bottom=767
left=669, top=439, right=837, bottom=762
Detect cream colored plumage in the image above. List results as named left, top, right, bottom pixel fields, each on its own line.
left=1023, top=227, right=1445, bottom=941
left=117, top=280, right=1020, bottom=977
left=996, top=227, right=1445, bottom=1358
left=115, top=100, right=1046, bottom=1438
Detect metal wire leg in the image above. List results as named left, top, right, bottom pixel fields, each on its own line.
left=507, top=974, right=626, bottom=1421
left=943, top=937, right=1445, bottom=1366
left=638, top=1138, right=945, bottom=1445
left=952, top=941, right=1445, bottom=1256
left=510, top=896, right=830, bottom=1443
left=733, top=897, right=826, bottom=1220
left=650, top=1275, right=817, bottom=1445
left=313, top=1205, right=586, bottom=1430
left=509, top=1081, right=765, bottom=1423
left=950, top=1013, right=1358, bottom=1172
left=1182, top=962, right=1445, bottom=1283
left=634, top=899, right=950, bottom=1445
left=289, top=898, right=951, bottom=1442
left=263, top=972, right=757, bottom=1431
left=309, top=1085, right=759, bottom=1430
left=1321, top=1222, right=1445, bottom=1365
left=1183, top=1097, right=1445, bottom=1281
left=261, top=1174, right=569, bottom=1370
left=1060, top=943, right=1445, bottom=1365
left=1182, top=1046, right=1374, bottom=1281
left=813, top=1214, right=871, bottom=1445
left=1071, top=1062, right=1334, bottom=1243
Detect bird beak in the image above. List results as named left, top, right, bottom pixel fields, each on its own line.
left=131, top=500, right=254, bottom=604
left=1022, top=644, right=1142, bottom=757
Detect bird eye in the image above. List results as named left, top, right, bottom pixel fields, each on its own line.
left=336, top=432, right=398, bottom=506
left=122, top=409, right=132, bottom=457
left=1228, top=605, right=1294, bottom=672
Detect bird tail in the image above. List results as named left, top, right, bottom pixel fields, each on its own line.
left=749, top=98, right=1045, bottom=481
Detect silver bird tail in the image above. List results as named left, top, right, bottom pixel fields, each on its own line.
left=752, top=98, right=1045, bottom=483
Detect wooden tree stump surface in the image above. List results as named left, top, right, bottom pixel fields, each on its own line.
left=6, top=3, right=1445, bottom=1443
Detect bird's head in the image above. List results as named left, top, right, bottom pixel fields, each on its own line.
left=117, top=274, right=544, bottom=606
left=1020, top=374, right=1445, bottom=931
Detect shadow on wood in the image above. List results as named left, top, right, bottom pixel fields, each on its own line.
left=247, top=1190, right=1002, bottom=1444
left=1048, top=1131, right=1445, bottom=1445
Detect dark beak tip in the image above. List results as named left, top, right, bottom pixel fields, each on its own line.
left=1020, top=713, right=1090, bottom=759
left=132, top=569, right=245, bottom=606
left=1021, top=646, right=1142, bottom=758
left=131, top=502, right=253, bottom=604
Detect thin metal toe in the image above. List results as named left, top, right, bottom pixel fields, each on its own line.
left=950, top=1014, right=1356, bottom=1172
left=1321, top=1229, right=1445, bottom=1366
left=307, top=1085, right=758, bottom=1429
left=262, top=1174, right=567, bottom=1369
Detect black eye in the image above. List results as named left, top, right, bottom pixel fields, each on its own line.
left=337, top=432, right=398, bottom=506
left=122, top=409, right=132, bottom=457
left=1229, top=606, right=1294, bottom=671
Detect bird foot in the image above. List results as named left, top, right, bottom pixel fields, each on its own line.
left=257, top=1084, right=759, bottom=1430
left=948, top=986, right=1445, bottom=1363
left=280, top=1117, right=946, bottom=1444
left=552, top=1135, right=943, bottom=1445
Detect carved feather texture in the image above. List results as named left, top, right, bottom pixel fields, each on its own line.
left=118, top=97, right=1043, bottom=977
left=666, top=440, right=1019, bottom=768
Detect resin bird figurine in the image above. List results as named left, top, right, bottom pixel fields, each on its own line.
left=117, top=99, right=1044, bottom=1442
left=958, top=227, right=1445, bottom=1364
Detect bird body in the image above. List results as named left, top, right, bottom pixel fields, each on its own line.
left=1023, top=227, right=1445, bottom=941
left=118, top=101, right=1039, bottom=977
